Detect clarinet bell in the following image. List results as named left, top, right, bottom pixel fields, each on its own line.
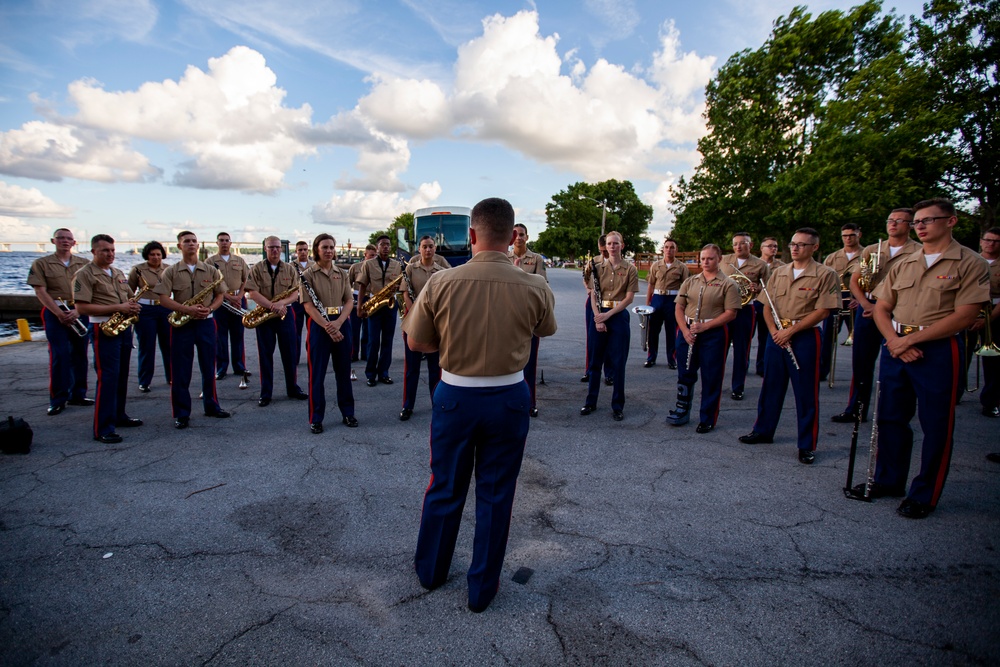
left=239, top=372, right=249, bottom=390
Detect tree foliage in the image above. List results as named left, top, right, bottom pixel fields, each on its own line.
left=368, top=212, right=415, bottom=253
left=535, top=180, right=654, bottom=260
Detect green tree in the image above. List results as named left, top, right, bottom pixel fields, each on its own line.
left=368, top=212, right=415, bottom=254
left=535, top=180, right=654, bottom=260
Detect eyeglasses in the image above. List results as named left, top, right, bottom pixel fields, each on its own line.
left=841, top=234, right=858, bottom=238
left=886, top=218, right=910, bottom=224
left=265, top=245, right=281, bottom=249
left=910, top=216, right=950, bottom=228
left=982, top=238, right=1000, bottom=244
left=788, top=242, right=815, bottom=250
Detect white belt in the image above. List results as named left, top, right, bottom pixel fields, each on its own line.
left=654, top=289, right=679, bottom=296
left=89, top=315, right=109, bottom=323
left=993, top=297, right=1000, bottom=306
left=352, top=290, right=359, bottom=296
left=893, top=320, right=926, bottom=335
left=138, top=298, right=159, bottom=306
left=441, top=370, right=523, bottom=387
left=685, top=317, right=711, bottom=324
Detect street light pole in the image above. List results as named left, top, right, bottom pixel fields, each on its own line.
left=578, top=195, right=608, bottom=236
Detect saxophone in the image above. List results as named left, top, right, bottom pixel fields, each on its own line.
left=857, top=239, right=882, bottom=294
left=168, top=275, right=224, bottom=327
left=360, top=273, right=405, bottom=318
left=397, top=268, right=416, bottom=319
left=100, top=276, right=149, bottom=337
left=242, top=285, right=300, bottom=329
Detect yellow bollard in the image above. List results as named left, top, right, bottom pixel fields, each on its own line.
left=17, top=318, right=32, bottom=342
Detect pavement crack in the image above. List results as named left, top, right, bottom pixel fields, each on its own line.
left=201, top=603, right=296, bottom=666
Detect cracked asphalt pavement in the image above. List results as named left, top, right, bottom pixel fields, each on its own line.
left=1, top=268, right=998, bottom=665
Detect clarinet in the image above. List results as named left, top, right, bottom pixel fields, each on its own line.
left=589, top=256, right=603, bottom=310
left=295, top=265, right=329, bottom=324
left=760, top=277, right=800, bottom=370
left=863, top=382, right=881, bottom=500
left=686, top=284, right=706, bottom=368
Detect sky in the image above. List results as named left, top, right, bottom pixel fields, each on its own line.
left=0, top=0, right=928, bottom=251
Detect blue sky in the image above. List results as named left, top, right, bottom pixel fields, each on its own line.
left=0, top=0, right=927, bottom=251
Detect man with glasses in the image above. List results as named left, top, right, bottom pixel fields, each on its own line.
left=245, top=236, right=309, bottom=407
left=208, top=232, right=250, bottom=381
left=974, top=227, right=1000, bottom=418
left=644, top=238, right=689, bottom=370
left=356, top=235, right=404, bottom=386
left=27, top=229, right=93, bottom=416
left=721, top=233, right=770, bottom=401
left=831, top=210, right=920, bottom=423
left=739, top=229, right=839, bottom=465
left=820, top=223, right=863, bottom=381
left=864, top=198, right=989, bottom=519
left=290, top=241, right=313, bottom=368
left=754, top=238, right=784, bottom=376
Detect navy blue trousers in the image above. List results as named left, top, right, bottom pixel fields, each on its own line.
left=92, top=326, right=133, bottom=437
left=753, top=327, right=822, bottom=451
left=214, top=300, right=247, bottom=375
left=170, top=318, right=222, bottom=419
left=841, top=307, right=882, bottom=420
left=820, top=309, right=852, bottom=381
left=135, top=303, right=171, bottom=387
left=306, top=319, right=355, bottom=424
left=289, top=301, right=305, bottom=368
left=402, top=332, right=440, bottom=412
left=42, top=307, right=90, bottom=408
left=365, top=306, right=396, bottom=380
left=754, top=302, right=767, bottom=375
left=676, top=325, right=729, bottom=426
left=524, top=335, right=540, bottom=409
left=729, top=304, right=755, bottom=394
left=414, top=380, right=530, bottom=610
left=255, top=314, right=301, bottom=399
left=586, top=309, right=630, bottom=412
left=583, top=297, right=610, bottom=380
left=875, top=336, right=963, bottom=507
left=646, top=294, right=678, bottom=365
left=351, top=294, right=369, bottom=360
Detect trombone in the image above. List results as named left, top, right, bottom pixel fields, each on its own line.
left=967, top=303, right=1000, bottom=392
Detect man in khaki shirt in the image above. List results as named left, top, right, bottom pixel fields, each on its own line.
left=207, top=232, right=249, bottom=380
left=348, top=244, right=376, bottom=363
left=356, top=236, right=403, bottom=386
left=508, top=223, right=548, bottom=416
left=721, top=232, right=771, bottom=400
left=820, top=223, right=863, bottom=381
left=866, top=198, right=990, bottom=518
left=754, top=237, right=784, bottom=376
left=405, top=197, right=556, bottom=614
left=740, top=227, right=839, bottom=464
left=289, top=240, right=314, bottom=368
left=26, top=228, right=92, bottom=415
left=644, top=238, right=689, bottom=370
left=128, top=241, right=172, bottom=392
left=974, top=226, right=1000, bottom=419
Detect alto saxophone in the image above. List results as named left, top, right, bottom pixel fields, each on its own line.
left=168, top=275, right=224, bottom=327
left=857, top=239, right=882, bottom=294
left=360, top=273, right=405, bottom=318
left=242, top=285, right=300, bottom=329
left=100, top=276, right=149, bottom=337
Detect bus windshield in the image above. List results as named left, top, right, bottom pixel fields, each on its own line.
left=420, top=215, right=471, bottom=254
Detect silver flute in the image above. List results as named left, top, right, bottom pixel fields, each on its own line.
left=686, top=284, right=705, bottom=368
left=863, top=381, right=881, bottom=499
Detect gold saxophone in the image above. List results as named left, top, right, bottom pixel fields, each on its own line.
left=100, top=276, right=149, bottom=337
left=857, top=239, right=882, bottom=294
left=168, top=275, right=224, bottom=327
left=242, top=285, right=300, bottom=329
left=360, top=273, right=404, bottom=318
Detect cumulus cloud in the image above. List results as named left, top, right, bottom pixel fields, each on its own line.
left=312, top=181, right=442, bottom=229
left=643, top=177, right=677, bottom=234
left=0, top=181, right=74, bottom=218
left=0, top=215, right=53, bottom=243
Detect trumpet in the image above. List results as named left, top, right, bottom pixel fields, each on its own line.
left=57, top=299, right=89, bottom=338
left=100, top=276, right=149, bottom=337
left=168, top=275, right=224, bottom=327
left=242, top=285, right=299, bottom=329
left=360, top=274, right=404, bottom=318
left=632, top=305, right=654, bottom=351
left=221, top=297, right=251, bottom=318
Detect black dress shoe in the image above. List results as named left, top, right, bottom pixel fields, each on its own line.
left=897, top=498, right=933, bottom=519
left=174, top=417, right=189, bottom=429
left=983, top=406, right=1000, bottom=418
left=612, top=411, right=624, bottom=421
left=739, top=431, right=773, bottom=444
left=668, top=362, right=677, bottom=370
left=366, top=378, right=377, bottom=387
left=530, top=407, right=539, bottom=418
left=399, top=408, right=413, bottom=421
left=310, top=422, right=323, bottom=434
left=205, top=410, right=231, bottom=418
left=289, top=390, right=309, bottom=400
left=215, top=371, right=227, bottom=380
left=258, top=397, right=271, bottom=407
left=850, top=482, right=905, bottom=499
left=731, top=390, right=744, bottom=401
left=116, top=417, right=143, bottom=427
left=985, top=452, right=1000, bottom=463
left=68, top=397, right=95, bottom=406
left=47, top=404, right=65, bottom=416
left=604, top=377, right=613, bottom=386
left=580, top=405, right=596, bottom=416
left=798, top=449, right=815, bottom=465
left=831, top=411, right=856, bottom=423
left=343, top=416, right=359, bottom=427
left=138, top=385, right=150, bottom=393
left=643, top=360, right=655, bottom=368
left=94, top=432, right=122, bottom=444
left=379, top=376, right=393, bottom=385
left=580, top=374, right=589, bottom=382
left=468, top=599, right=492, bottom=614
left=695, top=422, right=714, bottom=434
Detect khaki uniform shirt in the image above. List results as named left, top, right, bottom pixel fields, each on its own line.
left=154, top=261, right=226, bottom=308
left=873, top=240, right=990, bottom=326
left=403, top=260, right=447, bottom=298
left=127, top=262, right=168, bottom=300
left=347, top=261, right=365, bottom=290
left=677, top=273, right=742, bottom=320
left=300, top=263, right=352, bottom=316
left=720, top=254, right=770, bottom=289
left=508, top=248, right=548, bottom=280
left=403, top=251, right=557, bottom=376
left=823, top=248, right=862, bottom=277
left=758, top=259, right=840, bottom=321
left=74, top=263, right=131, bottom=307
left=246, top=261, right=299, bottom=301
left=987, top=258, right=1000, bottom=304
left=206, top=253, right=249, bottom=296
left=357, top=257, right=403, bottom=292
left=27, top=253, right=89, bottom=302
left=860, top=239, right=922, bottom=295
left=647, top=260, right=690, bottom=292
left=765, top=258, right=786, bottom=270
left=593, top=260, right=639, bottom=302
left=582, top=257, right=604, bottom=286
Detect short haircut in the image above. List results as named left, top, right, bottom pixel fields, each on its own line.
left=52, top=228, right=72, bottom=237
left=890, top=208, right=914, bottom=216
left=217, top=232, right=230, bottom=240
left=312, top=233, right=335, bottom=262
left=376, top=234, right=391, bottom=244
left=418, top=235, right=435, bottom=244
left=701, top=243, right=722, bottom=258
left=91, top=234, right=115, bottom=247
left=142, top=240, right=166, bottom=260
left=470, top=197, right=515, bottom=245
left=913, top=198, right=956, bottom=216
left=763, top=236, right=778, bottom=243
left=177, top=230, right=196, bottom=242
left=794, top=227, right=820, bottom=243
left=733, top=231, right=751, bottom=240
left=841, top=223, right=861, bottom=232
left=983, top=227, right=1000, bottom=238
left=365, top=244, right=376, bottom=252
left=264, top=235, right=280, bottom=246
left=598, top=234, right=607, bottom=247
left=663, top=238, right=677, bottom=247
left=295, top=240, right=308, bottom=248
